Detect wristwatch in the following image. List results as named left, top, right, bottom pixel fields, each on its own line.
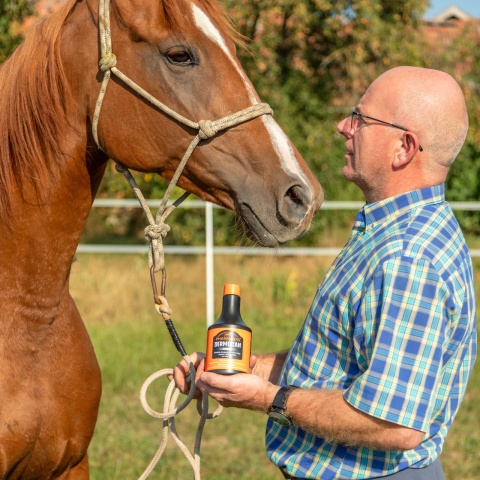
left=267, top=386, right=298, bottom=426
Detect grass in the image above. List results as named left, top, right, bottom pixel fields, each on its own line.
left=70, top=253, right=480, bottom=480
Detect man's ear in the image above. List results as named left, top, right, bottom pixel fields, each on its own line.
left=392, top=132, right=422, bottom=169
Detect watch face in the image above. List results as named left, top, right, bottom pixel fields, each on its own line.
left=268, top=411, right=292, bottom=426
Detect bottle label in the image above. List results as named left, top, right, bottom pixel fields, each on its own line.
left=206, top=326, right=251, bottom=374
left=212, top=330, right=243, bottom=359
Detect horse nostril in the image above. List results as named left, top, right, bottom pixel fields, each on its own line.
left=285, top=185, right=306, bottom=207
left=277, top=184, right=312, bottom=228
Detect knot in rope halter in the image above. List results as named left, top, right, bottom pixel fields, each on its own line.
left=99, top=52, right=117, bottom=72
left=144, top=222, right=171, bottom=272
left=197, top=119, right=217, bottom=140
left=92, top=0, right=274, bottom=478
left=144, top=222, right=170, bottom=241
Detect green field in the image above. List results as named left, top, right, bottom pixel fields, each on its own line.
left=70, top=254, right=480, bottom=480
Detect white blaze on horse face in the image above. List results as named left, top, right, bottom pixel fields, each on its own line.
left=261, top=116, right=313, bottom=200
left=191, top=3, right=258, bottom=103
left=191, top=3, right=313, bottom=201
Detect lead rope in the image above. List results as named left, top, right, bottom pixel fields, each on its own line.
left=114, top=165, right=224, bottom=480
left=91, top=0, right=273, bottom=478
left=112, top=166, right=223, bottom=480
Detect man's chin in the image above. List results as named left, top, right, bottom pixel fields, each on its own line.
left=342, top=166, right=353, bottom=182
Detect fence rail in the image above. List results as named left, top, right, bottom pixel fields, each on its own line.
left=88, top=199, right=480, bottom=210
left=77, top=199, right=480, bottom=258
left=77, top=199, right=480, bottom=325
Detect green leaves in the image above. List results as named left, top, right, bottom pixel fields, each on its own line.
left=0, top=0, right=33, bottom=63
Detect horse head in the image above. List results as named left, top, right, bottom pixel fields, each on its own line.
left=62, top=0, right=323, bottom=247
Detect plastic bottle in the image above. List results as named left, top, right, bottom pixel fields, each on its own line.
left=205, top=284, right=252, bottom=374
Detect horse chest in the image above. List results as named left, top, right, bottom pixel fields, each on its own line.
left=0, top=299, right=101, bottom=479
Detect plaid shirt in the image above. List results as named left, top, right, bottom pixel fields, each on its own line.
left=266, top=185, right=477, bottom=479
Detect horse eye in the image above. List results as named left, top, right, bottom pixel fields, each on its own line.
left=166, top=50, right=194, bottom=65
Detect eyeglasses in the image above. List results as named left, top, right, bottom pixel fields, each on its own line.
left=350, top=109, right=423, bottom=152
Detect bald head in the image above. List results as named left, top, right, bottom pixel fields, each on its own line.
left=369, top=67, right=468, bottom=171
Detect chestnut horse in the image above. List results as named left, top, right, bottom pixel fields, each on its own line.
left=0, top=0, right=323, bottom=477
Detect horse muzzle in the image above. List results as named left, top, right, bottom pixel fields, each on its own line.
left=237, top=180, right=323, bottom=247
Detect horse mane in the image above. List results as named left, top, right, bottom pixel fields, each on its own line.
left=0, top=0, right=77, bottom=221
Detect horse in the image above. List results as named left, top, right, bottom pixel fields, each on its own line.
left=0, top=0, right=323, bottom=477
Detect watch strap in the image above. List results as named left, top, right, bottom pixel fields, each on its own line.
left=270, top=385, right=298, bottom=411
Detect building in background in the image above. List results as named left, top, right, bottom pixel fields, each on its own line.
left=424, top=5, right=478, bottom=48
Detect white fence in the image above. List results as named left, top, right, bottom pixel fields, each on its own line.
left=77, top=199, right=480, bottom=325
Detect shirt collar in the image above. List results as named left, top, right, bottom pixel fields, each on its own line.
left=353, top=185, right=445, bottom=231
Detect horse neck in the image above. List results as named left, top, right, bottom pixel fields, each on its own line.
left=0, top=144, right=106, bottom=314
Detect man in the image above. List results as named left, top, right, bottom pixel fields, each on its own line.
left=174, top=66, right=477, bottom=479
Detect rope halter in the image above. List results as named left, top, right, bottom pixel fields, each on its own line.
left=92, top=0, right=273, bottom=274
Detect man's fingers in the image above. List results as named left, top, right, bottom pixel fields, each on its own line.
left=173, top=353, right=206, bottom=396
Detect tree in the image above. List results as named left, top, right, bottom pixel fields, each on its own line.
left=226, top=0, right=427, bottom=105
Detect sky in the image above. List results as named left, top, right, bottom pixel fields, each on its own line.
left=425, top=0, right=480, bottom=18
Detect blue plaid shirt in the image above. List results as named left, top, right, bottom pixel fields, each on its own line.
left=266, top=185, right=477, bottom=479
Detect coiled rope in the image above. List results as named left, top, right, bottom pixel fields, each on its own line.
left=138, top=360, right=223, bottom=480
left=91, top=0, right=273, bottom=478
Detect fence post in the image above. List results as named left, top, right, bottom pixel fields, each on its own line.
left=206, top=202, right=214, bottom=326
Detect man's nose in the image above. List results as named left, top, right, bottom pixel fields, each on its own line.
left=337, top=117, right=351, bottom=137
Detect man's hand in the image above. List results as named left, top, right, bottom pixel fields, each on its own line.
left=173, top=352, right=279, bottom=410
left=195, top=368, right=279, bottom=412
left=172, top=351, right=206, bottom=399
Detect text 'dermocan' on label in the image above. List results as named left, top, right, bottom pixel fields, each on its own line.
left=212, top=329, right=244, bottom=360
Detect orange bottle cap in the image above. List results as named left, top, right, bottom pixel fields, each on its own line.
left=223, top=284, right=241, bottom=296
